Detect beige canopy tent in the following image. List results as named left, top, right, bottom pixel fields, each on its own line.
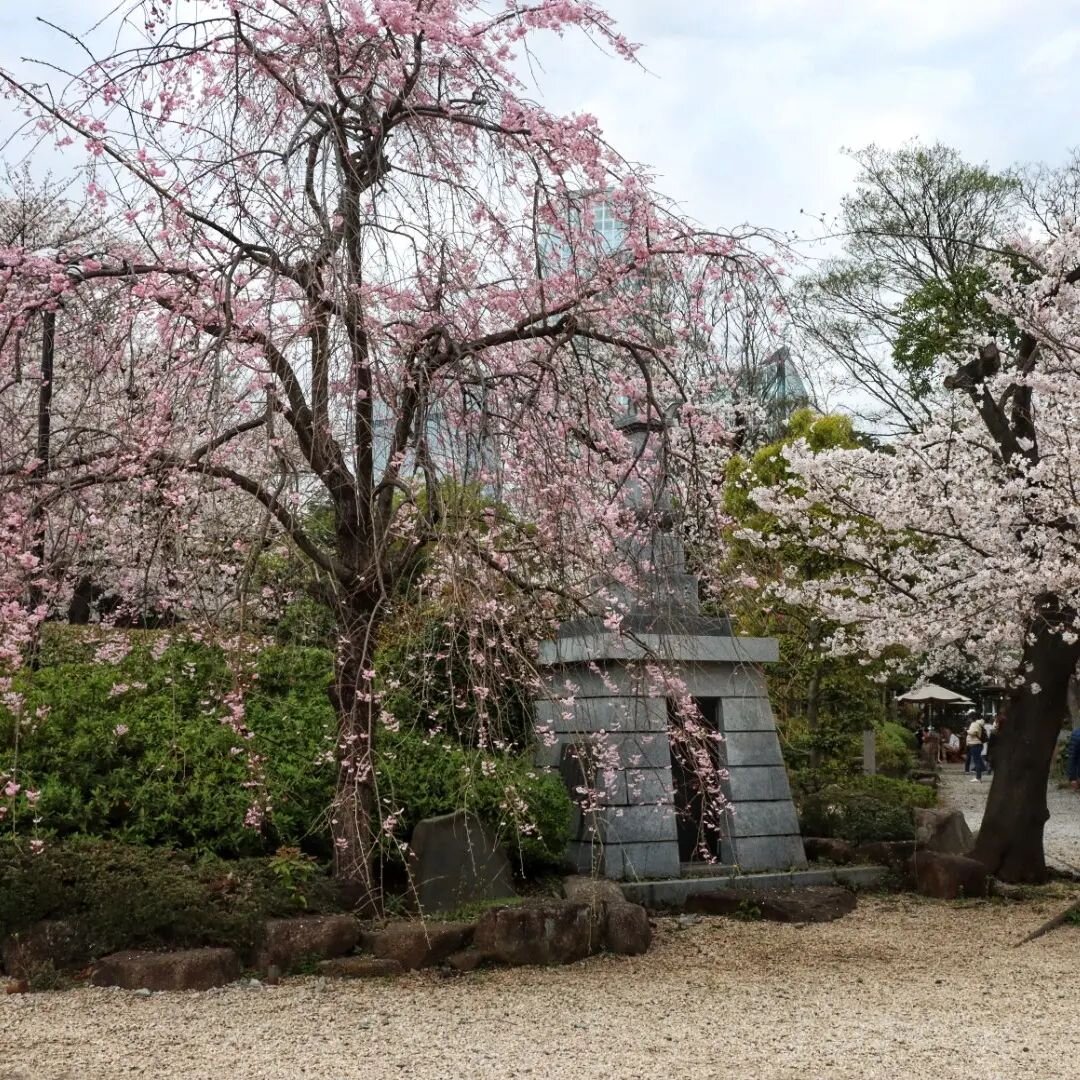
left=896, top=683, right=974, bottom=706
left=897, top=684, right=975, bottom=746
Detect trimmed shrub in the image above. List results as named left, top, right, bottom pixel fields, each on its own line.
left=844, top=773, right=936, bottom=810
left=799, top=789, right=916, bottom=845
left=1, top=633, right=570, bottom=874
left=375, top=608, right=535, bottom=752
left=377, top=727, right=571, bottom=874
left=0, top=638, right=334, bottom=857
left=0, top=838, right=341, bottom=956
left=875, top=720, right=918, bottom=777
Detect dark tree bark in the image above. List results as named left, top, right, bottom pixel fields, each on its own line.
left=327, top=587, right=384, bottom=904
left=805, top=657, right=824, bottom=771
left=973, top=598, right=1080, bottom=882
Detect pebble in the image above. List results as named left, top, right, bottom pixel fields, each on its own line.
left=0, top=897, right=1075, bottom=1079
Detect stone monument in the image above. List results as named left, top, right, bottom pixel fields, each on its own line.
left=535, top=411, right=806, bottom=881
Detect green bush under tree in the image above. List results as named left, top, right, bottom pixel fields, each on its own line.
left=0, top=628, right=570, bottom=876
left=797, top=774, right=935, bottom=846
left=0, top=838, right=342, bottom=959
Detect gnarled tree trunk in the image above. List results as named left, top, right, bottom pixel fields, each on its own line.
left=327, top=590, right=383, bottom=907
left=973, top=600, right=1080, bottom=882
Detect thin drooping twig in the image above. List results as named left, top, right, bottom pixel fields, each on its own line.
left=1014, top=896, right=1080, bottom=946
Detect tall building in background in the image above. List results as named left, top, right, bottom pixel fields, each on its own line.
left=741, top=345, right=811, bottom=444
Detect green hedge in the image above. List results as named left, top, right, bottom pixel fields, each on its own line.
left=875, top=721, right=918, bottom=777
left=0, top=838, right=340, bottom=962
left=799, top=792, right=914, bottom=845
left=843, top=773, right=936, bottom=810
left=0, top=633, right=570, bottom=873
left=1, top=638, right=334, bottom=857
left=797, top=774, right=935, bottom=845
left=376, top=727, right=570, bottom=873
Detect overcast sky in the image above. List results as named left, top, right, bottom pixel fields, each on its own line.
left=3, top=0, right=1080, bottom=242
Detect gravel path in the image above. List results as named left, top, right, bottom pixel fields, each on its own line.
left=4, top=896, right=1079, bottom=1080
left=937, top=763, right=1080, bottom=871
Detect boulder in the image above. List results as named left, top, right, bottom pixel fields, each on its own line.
left=90, top=948, right=241, bottom=992
left=252, top=915, right=360, bottom=974
left=473, top=901, right=598, bottom=966
left=562, top=876, right=651, bottom=955
left=919, top=737, right=941, bottom=770
left=803, top=837, right=855, bottom=865
left=854, top=840, right=916, bottom=870
left=371, top=921, right=475, bottom=971
left=686, top=885, right=857, bottom=923
left=2, top=920, right=83, bottom=977
left=409, top=810, right=516, bottom=916
left=914, top=808, right=974, bottom=855
left=910, top=850, right=989, bottom=900
left=602, top=901, right=651, bottom=956
left=562, top=875, right=626, bottom=908
left=989, top=879, right=1029, bottom=901
left=445, top=948, right=487, bottom=973
left=317, top=956, right=402, bottom=979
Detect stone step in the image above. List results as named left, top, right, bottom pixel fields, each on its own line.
left=680, top=862, right=738, bottom=879
left=620, top=865, right=889, bottom=909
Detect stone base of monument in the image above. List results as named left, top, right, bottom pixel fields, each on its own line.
left=619, top=864, right=889, bottom=910
left=537, top=628, right=809, bottom=881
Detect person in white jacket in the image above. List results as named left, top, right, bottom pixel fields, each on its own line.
left=982, top=718, right=997, bottom=775
left=965, top=714, right=987, bottom=782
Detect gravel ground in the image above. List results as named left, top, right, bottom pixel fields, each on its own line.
left=938, top=763, right=1080, bottom=871
left=4, top=895, right=1080, bottom=1080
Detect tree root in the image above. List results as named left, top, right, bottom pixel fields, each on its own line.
left=1015, top=898, right=1080, bottom=946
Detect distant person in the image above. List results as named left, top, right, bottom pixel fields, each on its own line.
left=942, top=728, right=961, bottom=763
left=1067, top=726, right=1080, bottom=791
left=965, top=713, right=987, bottom=782
left=982, top=717, right=996, bottom=775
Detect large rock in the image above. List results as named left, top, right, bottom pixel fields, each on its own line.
left=473, top=901, right=599, bottom=966
left=2, top=920, right=83, bottom=977
left=910, top=850, right=989, bottom=900
left=803, top=837, right=855, bottom=865
left=90, top=948, right=241, bottom=991
left=445, top=948, right=487, bottom=972
left=919, top=736, right=941, bottom=770
left=854, top=840, right=916, bottom=871
left=252, top=915, right=360, bottom=974
left=410, top=810, right=516, bottom=916
left=562, top=876, right=651, bottom=956
left=686, top=885, right=857, bottom=923
left=602, top=901, right=651, bottom=956
left=562, top=875, right=626, bottom=908
left=915, top=808, right=974, bottom=855
left=371, top=921, right=475, bottom=971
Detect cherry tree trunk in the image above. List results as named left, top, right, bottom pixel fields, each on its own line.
left=328, top=595, right=381, bottom=907
left=806, top=658, right=824, bottom=771
left=973, top=613, right=1080, bottom=882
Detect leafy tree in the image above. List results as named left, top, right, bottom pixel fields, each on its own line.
left=718, top=409, right=896, bottom=776
left=796, top=142, right=1018, bottom=431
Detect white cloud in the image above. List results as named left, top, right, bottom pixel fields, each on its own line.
left=1, top=0, right=1079, bottom=239
left=527, top=0, right=1080, bottom=234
